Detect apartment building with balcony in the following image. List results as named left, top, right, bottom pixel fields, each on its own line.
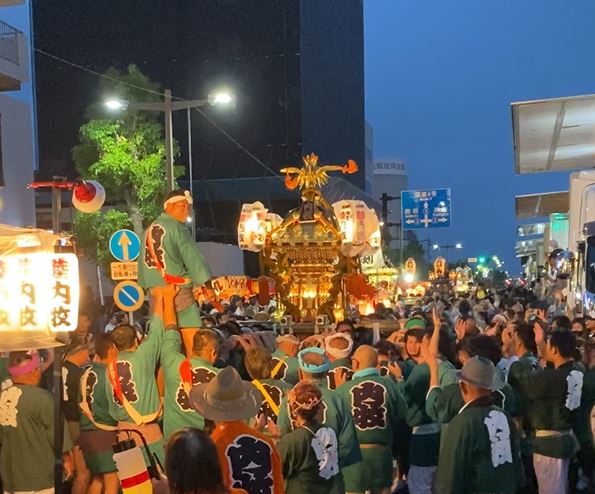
left=0, top=0, right=35, bottom=227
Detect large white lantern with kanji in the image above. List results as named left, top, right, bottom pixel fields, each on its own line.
left=238, top=202, right=268, bottom=252
left=332, top=200, right=382, bottom=257
left=0, top=224, right=79, bottom=351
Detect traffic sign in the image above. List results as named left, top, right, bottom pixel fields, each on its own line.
left=113, top=281, right=144, bottom=312
left=401, top=188, right=451, bottom=230
left=111, top=262, right=138, bottom=280
left=109, top=229, right=141, bottom=262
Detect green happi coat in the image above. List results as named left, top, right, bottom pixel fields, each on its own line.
left=336, top=368, right=406, bottom=492
left=0, top=384, right=73, bottom=492
left=105, top=318, right=164, bottom=461
left=271, top=349, right=300, bottom=386
left=277, top=377, right=361, bottom=468
left=434, top=397, right=525, bottom=494
left=79, top=362, right=118, bottom=474
left=278, top=422, right=345, bottom=494
left=399, top=362, right=440, bottom=466
left=509, top=359, right=584, bottom=458
left=426, top=380, right=519, bottom=424
left=80, top=362, right=118, bottom=431
left=0, top=357, right=9, bottom=387
left=506, top=352, right=539, bottom=456
left=161, top=329, right=219, bottom=439
left=138, top=212, right=212, bottom=327
left=327, top=357, right=353, bottom=390
left=252, top=377, right=292, bottom=424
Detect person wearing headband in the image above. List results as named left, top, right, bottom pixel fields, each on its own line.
left=278, top=382, right=342, bottom=494
left=277, top=347, right=361, bottom=470
left=139, top=189, right=214, bottom=356
left=0, top=351, right=74, bottom=493
left=325, top=333, right=354, bottom=390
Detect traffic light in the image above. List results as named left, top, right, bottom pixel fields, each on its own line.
left=478, top=256, right=487, bottom=264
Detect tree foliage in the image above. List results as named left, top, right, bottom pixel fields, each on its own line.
left=385, top=237, right=432, bottom=279
left=72, top=65, right=179, bottom=268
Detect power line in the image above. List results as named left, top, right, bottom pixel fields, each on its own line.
left=34, top=47, right=281, bottom=178
left=192, top=106, right=281, bottom=179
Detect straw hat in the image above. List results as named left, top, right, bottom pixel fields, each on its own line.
left=189, top=366, right=262, bottom=422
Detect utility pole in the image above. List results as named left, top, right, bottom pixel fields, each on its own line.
left=380, top=193, right=404, bottom=264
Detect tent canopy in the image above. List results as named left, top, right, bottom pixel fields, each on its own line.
left=512, top=94, right=595, bottom=174
left=515, top=191, right=569, bottom=220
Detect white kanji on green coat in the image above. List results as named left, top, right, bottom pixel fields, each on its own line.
left=483, top=410, right=512, bottom=468
left=311, top=427, right=339, bottom=480
left=566, top=370, right=583, bottom=411
left=0, top=386, right=22, bottom=427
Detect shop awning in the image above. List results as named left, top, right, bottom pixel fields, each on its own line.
left=512, top=94, right=595, bottom=174
left=515, top=191, right=569, bottom=220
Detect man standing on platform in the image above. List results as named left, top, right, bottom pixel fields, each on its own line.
left=139, top=189, right=213, bottom=355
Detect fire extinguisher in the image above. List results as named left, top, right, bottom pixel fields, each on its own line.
left=113, top=429, right=162, bottom=494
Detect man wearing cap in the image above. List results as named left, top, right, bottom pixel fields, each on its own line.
left=336, top=345, right=406, bottom=494
left=78, top=334, right=120, bottom=494
left=434, top=356, right=524, bottom=494
left=62, top=340, right=92, bottom=494
left=161, top=327, right=220, bottom=439
left=277, top=347, right=361, bottom=469
left=271, top=334, right=300, bottom=386
left=189, top=366, right=284, bottom=494
left=510, top=329, right=584, bottom=494
left=139, top=189, right=213, bottom=355
left=0, top=351, right=74, bottom=493
left=325, top=333, right=354, bottom=390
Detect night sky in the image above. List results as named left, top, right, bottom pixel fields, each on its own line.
left=365, top=0, right=595, bottom=271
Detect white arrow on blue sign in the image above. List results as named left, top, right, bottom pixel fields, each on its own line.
left=113, top=280, right=145, bottom=312
left=109, top=229, right=141, bottom=262
left=401, top=188, right=452, bottom=230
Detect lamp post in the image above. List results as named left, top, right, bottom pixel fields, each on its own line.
left=432, top=242, right=463, bottom=261
left=105, top=90, right=233, bottom=239
left=104, top=89, right=233, bottom=192
left=380, top=192, right=404, bottom=264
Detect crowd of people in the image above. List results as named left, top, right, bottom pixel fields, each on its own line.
left=1, top=283, right=594, bottom=494
left=1, top=190, right=594, bottom=494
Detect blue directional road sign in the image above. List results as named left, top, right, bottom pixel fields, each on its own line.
left=113, top=280, right=145, bottom=312
left=109, top=229, right=141, bottom=262
left=401, top=188, right=452, bottom=230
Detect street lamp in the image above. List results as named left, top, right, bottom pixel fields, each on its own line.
left=433, top=242, right=463, bottom=261
left=104, top=89, right=233, bottom=192
left=105, top=89, right=233, bottom=240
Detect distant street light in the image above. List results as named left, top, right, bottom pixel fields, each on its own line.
left=433, top=242, right=463, bottom=261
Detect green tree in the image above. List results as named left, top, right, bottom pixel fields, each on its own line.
left=72, top=65, right=180, bottom=269
left=384, top=237, right=431, bottom=279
